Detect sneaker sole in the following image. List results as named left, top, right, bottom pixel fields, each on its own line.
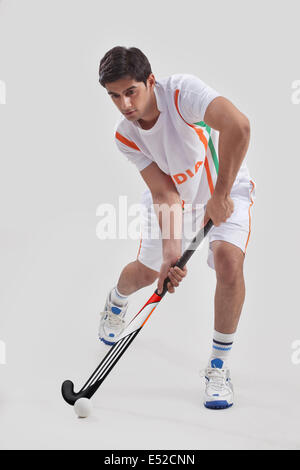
left=204, top=400, right=233, bottom=410
left=99, top=337, right=116, bottom=346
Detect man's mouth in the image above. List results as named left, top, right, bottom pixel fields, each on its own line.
left=124, top=110, right=136, bottom=116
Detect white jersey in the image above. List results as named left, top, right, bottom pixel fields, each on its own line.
left=114, top=74, right=250, bottom=209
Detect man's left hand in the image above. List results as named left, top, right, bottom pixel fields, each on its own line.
left=204, top=192, right=234, bottom=227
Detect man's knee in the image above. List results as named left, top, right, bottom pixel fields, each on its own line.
left=136, top=260, right=159, bottom=286
left=212, top=241, right=244, bottom=285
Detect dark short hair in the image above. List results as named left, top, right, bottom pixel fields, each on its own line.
left=99, top=46, right=152, bottom=87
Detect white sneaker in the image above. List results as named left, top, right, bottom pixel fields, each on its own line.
left=201, top=358, right=234, bottom=409
left=98, top=290, right=128, bottom=346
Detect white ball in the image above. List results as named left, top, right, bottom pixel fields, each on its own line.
left=74, top=398, right=92, bottom=418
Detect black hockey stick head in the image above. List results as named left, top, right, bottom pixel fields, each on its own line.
left=61, top=380, right=98, bottom=406
left=61, top=380, right=79, bottom=406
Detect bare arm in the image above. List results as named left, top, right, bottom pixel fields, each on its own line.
left=140, top=162, right=187, bottom=293
left=140, top=162, right=183, bottom=258
left=203, top=96, right=251, bottom=225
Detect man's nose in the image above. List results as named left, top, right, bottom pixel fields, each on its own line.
left=121, top=96, right=132, bottom=109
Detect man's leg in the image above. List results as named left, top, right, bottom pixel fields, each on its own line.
left=116, top=260, right=159, bottom=296
left=99, top=260, right=159, bottom=345
left=203, top=240, right=245, bottom=409
left=211, top=240, right=245, bottom=334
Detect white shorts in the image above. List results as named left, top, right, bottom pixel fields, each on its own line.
left=136, top=178, right=256, bottom=272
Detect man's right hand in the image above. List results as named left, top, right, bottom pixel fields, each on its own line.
left=157, top=255, right=187, bottom=295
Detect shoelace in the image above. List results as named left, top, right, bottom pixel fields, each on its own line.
left=105, top=310, right=125, bottom=329
left=200, top=368, right=228, bottom=392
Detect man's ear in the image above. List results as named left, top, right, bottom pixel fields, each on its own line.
left=147, top=73, right=156, bottom=89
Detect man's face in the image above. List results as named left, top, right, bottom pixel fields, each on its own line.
left=105, top=75, right=154, bottom=121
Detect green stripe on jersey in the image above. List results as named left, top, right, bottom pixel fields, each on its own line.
left=194, top=121, right=219, bottom=174
left=208, top=138, right=219, bottom=174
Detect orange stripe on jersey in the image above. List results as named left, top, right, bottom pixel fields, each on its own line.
left=174, top=89, right=208, bottom=150
left=174, top=89, right=212, bottom=194
left=244, top=180, right=256, bottom=252
left=204, top=157, right=214, bottom=196
left=193, top=127, right=208, bottom=151
left=116, top=131, right=140, bottom=151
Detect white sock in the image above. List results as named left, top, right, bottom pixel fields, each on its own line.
left=209, top=330, right=235, bottom=369
left=110, top=286, right=129, bottom=306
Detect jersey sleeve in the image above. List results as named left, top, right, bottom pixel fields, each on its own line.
left=177, top=75, right=221, bottom=124
left=115, top=130, right=152, bottom=171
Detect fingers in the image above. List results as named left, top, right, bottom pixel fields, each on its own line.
left=166, top=266, right=187, bottom=293
left=205, top=198, right=234, bottom=227
left=157, top=259, right=188, bottom=295
left=157, top=267, right=187, bottom=295
left=168, top=266, right=186, bottom=284
left=157, top=278, right=164, bottom=295
left=157, top=266, right=170, bottom=295
left=158, top=274, right=176, bottom=295
left=167, top=281, right=175, bottom=294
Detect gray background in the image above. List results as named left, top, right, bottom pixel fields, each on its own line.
left=0, top=0, right=299, bottom=450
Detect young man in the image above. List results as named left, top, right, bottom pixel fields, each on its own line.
left=98, top=46, right=256, bottom=410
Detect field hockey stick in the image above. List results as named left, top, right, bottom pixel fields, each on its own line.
left=61, top=218, right=213, bottom=405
